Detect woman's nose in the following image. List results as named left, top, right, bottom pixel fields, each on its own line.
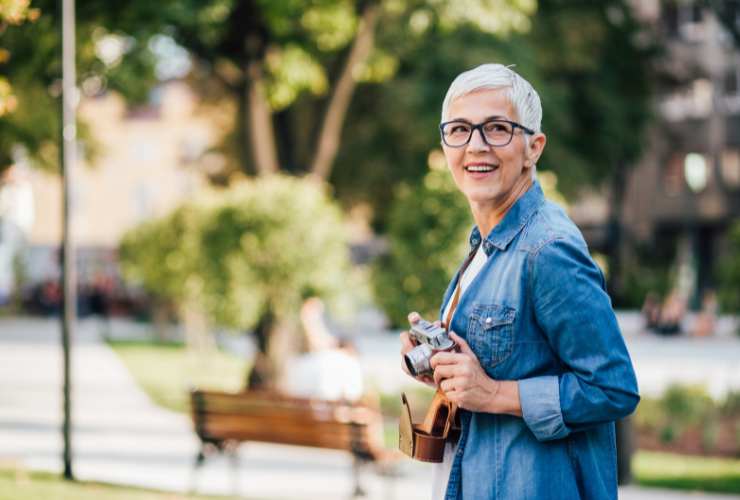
left=467, top=127, right=491, bottom=152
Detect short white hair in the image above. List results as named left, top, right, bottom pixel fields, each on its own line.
left=441, top=63, right=542, bottom=134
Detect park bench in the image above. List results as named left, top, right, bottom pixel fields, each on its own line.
left=189, top=389, right=396, bottom=497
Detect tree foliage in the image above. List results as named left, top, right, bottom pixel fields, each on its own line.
left=335, top=0, right=656, bottom=230
left=374, top=164, right=570, bottom=327
left=372, top=162, right=472, bottom=326
left=717, top=221, right=740, bottom=315
left=119, top=175, right=352, bottom=384
left=72, top=0, right=538, bottom=179
left=0, top=0, right=38, bottom=116
left=120, top=175, right=351, bottom=331
left=0, top=0, right=159, bottom=171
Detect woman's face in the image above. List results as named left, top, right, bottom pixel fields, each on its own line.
left=442, top=88, right=544, bottom=208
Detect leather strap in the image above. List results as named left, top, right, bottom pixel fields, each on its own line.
left=399, top=245, right=479, bottom=462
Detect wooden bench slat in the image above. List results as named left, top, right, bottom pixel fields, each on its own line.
left=190, top=389, right=384, bottom=460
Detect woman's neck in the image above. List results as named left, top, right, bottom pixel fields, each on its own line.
left=471, top=176, right=533, bottom=240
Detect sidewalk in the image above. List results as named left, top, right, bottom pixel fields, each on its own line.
left=0, top=316, right=738, bottom=499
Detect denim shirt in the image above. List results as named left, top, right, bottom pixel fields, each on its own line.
left=438, top=181, right=639, bottom=500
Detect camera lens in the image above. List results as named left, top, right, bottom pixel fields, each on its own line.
left=404, top=343, right=433, bottom=377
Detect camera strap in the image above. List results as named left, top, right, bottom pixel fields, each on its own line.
left=399, top=245, right=478, bottom=462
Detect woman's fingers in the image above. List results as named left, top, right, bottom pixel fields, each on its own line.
left=448, top=331, right=474, bottom=355
left=429, top=350, right=465, bottom=368
left=400, top=330, right=415, bottom=351
left=407, top=311, right=421, bottom=324
left=433, top=363, right=457, bottom=385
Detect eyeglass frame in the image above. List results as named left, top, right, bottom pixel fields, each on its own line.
left=439, top=118, right=535, bottom=148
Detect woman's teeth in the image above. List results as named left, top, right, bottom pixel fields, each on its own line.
left=465, top=165, right=497, bottom=172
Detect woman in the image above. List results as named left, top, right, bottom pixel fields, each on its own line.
left=400, top=64, right=639, bottom=500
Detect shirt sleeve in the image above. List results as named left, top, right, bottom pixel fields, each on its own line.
left=517, top=236, right=640, bottom=442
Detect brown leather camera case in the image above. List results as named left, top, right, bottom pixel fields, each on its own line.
left=399, top=390, right=459, bottom=463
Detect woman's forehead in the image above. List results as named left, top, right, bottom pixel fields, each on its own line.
left=446, top=88, right=517, bottom=122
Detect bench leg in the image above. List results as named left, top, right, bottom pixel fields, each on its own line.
left=228, top=443, right=241, bottom=496
left=189, top=444, right=207, bottom=494
left=352, top=457, right=367, bottom=498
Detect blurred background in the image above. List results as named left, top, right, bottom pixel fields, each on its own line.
left=0, top=0, right=739, bottom=499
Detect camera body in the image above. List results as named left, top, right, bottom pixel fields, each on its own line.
left=404, top=318, right=456, bottom=377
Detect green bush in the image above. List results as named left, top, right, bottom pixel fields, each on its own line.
left=195, top=176, right=352, bottom=331
left=121, top=175, right=351, bottom=331
left=635, top=384, right=735, bottom=454
left=120, top=203, right=205, bottom=306
left=371, top=164, right=471, bottom=327
left=718, top=221, right=740, bottom=316
left=120, top=175, right=353, bottom=383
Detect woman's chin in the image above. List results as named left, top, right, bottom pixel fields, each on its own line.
left=463, top=186, right=503, bottom=206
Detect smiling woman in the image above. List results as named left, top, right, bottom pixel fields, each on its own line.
left=439, top=88, right=545, bottom=235
left=398, top=64, right=639, bottom=500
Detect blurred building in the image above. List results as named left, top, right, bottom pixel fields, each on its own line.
left=21, top=82, right=213, bottom=294
left=575, top=0, right=740, bottom=308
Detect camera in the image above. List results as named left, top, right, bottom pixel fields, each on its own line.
left=404, top=318, right=456, bottom=377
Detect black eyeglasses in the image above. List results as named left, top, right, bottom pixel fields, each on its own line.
left=439, top=119, right=535, bottom=148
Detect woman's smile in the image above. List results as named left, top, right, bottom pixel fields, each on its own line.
left=464, top=161, right=500, bottom=178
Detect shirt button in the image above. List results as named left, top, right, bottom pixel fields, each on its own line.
left=485, top=317, right=492, bottom=324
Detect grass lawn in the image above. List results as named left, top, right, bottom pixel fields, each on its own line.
left=0, top=468, right=240, bottom=500
left=107, top=339, right=248, bottom=413
left=633, top=451, right=740, bottom=494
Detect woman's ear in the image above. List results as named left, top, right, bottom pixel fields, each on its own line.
left=526, top=133, right=547, bottom=166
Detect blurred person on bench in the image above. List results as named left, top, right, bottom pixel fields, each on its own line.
left=279, top=297, right=365, bottom=403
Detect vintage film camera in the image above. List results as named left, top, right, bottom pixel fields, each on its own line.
left=404, top=318, right=456, bottom=377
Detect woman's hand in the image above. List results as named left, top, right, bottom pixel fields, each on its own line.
left=430, top=331, right=502, bottom=412
left=399, top=311, right=436, bottom=387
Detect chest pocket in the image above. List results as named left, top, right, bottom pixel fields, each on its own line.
left=467, top=304, right=516, bottom=369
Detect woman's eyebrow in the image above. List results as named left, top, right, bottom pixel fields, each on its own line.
left=447, top=115, right=510, bottom=122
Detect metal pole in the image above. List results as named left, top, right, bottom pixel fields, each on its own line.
left=60, top=0, right=76, bottom=481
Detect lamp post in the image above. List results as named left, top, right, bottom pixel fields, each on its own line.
left=60, top=0, right=76, bottom=481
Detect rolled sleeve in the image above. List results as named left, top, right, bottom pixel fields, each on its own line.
left=528, top=236, right=640, bottom=433
left=519, top=375, right=570, bottom=441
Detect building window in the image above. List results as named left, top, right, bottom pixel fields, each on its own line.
left=663, top=153, right=685, bottom=196
left=723, top=65, right=740, bottom=114
left=664, top=1, right=705, bottom=42
left=684, top=152, right=709, bottom=193
left=721, top=149, right=740, bottom=188
left=660, top=78, right=714, bottom=121
left=726, top=66, right=739, bottom=96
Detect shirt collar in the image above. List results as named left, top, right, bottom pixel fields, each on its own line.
left=468, top=180, right=545, bottom=256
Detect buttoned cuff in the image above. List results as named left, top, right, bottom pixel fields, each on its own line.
left=518, top=375, right=570, bottom=442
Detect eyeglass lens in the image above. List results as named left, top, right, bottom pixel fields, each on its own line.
left=442, top=120, right=514, bottom=147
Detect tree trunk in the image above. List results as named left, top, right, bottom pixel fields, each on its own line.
left=245, top=309, right=300, bottom=390
left=616, top=417, right=634, bottom=484
left=180, top=299, right=215, bottom=353
left=309, top=3, right=379, bottom=180
left=607, top=161, right=628, bottom=302
left=245, top=311, right=274, bottom=389
left=245, top=58, right=279, bottom=176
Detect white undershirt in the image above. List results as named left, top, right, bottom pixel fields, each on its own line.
left=431, top=244, right=489, bottom=500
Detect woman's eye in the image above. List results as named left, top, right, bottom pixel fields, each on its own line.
left=450, top=125, right=470, bottom=134
left=485, top=122, right=508, bottom=133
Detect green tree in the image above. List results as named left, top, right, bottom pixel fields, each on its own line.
left=530, top=0, right=656, bottom=302
left=372, top=162, right=471, bottom=326
left=375, top=164, right=568, bottom=327
left=717, top=221, right=740, bottom=316
left=335, top=0, right=655, bottom=231
left=95, top=0, right=536, bottom=180
left=0, top=0, right=160, bottom=171
left=0, top=0, right=38, bottom=116
left=120, top=175, right=352, bottom=386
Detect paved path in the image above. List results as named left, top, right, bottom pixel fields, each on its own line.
left=0, top=316, right=738, bottom=499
